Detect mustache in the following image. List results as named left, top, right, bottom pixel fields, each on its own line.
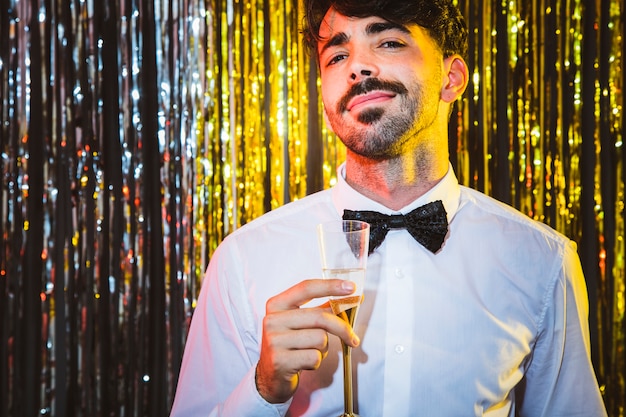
left=337, top=78, right=409, bottom=113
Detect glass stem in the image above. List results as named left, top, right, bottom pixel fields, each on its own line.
left=341, top=341, right=354, bottom=416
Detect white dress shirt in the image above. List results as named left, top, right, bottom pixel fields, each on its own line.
left=171, top=164, right=607, bottom=417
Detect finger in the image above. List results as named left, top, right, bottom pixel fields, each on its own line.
left=269, top=337, right=327, bottom=371
left=275, top=328, right=329, bottom=353
left=266, top=279, right=356, bottom=312
left=265, top=308, right=360, bottom=348
left=266, top=346, right=326, bottom=375
left=291, top=348, right=326, bottom=371
left=257, top=328, right=329, bottom=402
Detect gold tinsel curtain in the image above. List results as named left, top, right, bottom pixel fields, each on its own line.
left=0, top=0, right=623, bottom=416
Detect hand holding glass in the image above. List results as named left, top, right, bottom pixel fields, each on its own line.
left=317, top=220, right=369, bottom=417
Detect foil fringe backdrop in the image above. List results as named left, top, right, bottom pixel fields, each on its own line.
left=0, top=0, right=623, bottom=416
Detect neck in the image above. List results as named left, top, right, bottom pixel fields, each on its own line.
left=344, top=147, right=448, bottom=211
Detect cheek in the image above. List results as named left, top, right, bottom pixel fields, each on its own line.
left=320, top=81, right=340, bottom=111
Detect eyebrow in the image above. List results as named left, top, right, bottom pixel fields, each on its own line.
left=319, top=20, right=411, bottom=55
left=320, top=32, right=350, bottom=55
left=366, top=21, right=411, bottom=36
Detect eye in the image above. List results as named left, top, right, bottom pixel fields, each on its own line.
left=380, top=40, right=405, bottom=49
left=326, top=53, right=347, bottom=66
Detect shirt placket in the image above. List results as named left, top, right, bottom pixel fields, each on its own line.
left=382, top=230, right=414, bottom=416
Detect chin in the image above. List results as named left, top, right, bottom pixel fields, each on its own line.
left=356, top=108, right=385, bottom=124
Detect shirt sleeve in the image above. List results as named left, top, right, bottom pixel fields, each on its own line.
left=516, top=241, right=607, bottom=417
left=170, top=241, right=292, bottom=417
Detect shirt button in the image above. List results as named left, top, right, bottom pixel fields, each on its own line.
left=394, top=268, right=404, bottom=279
left=394, top=344, right=405, bottom=354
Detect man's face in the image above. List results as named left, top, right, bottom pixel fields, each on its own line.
left=317, top=8, right=445, bottom=158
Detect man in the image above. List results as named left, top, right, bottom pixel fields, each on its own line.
left=171, top=0, right=608, bottom=415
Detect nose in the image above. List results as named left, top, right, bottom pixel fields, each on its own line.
left=348, top=49, right=378, bottom=82
left=351, top=69, right=372, bottom=80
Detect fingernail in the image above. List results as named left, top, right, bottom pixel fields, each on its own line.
left=352, top=334, right=360, bottom=347
left=341, top=281, right=355, bottom=292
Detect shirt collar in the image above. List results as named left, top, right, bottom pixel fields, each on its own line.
left=331, top=162, right=461, bottom=224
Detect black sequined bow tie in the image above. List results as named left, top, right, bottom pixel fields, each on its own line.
left=343, top=200, right=448, bottom=255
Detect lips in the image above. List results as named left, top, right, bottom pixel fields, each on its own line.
left=337, top=78, right=408, bottom=113
left=347, top=91, right=396, bottom=112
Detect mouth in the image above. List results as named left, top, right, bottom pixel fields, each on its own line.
left=347, top=91, right=397, bottom=112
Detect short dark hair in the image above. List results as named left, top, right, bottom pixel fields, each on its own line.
left=302, top=0, right=468, bottom=61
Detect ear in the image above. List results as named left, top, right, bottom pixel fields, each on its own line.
left=441, top=55, right=469, bottom=103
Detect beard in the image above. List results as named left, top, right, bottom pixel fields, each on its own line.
left=326, top=77, right=438, bottom=159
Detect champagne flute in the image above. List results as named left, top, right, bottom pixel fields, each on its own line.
left=317, top=220, right=370, bottom=417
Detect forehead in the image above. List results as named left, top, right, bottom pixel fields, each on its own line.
left=317, top=8, right=436, bottom=54
left=318, top=8, right=392, bottom=38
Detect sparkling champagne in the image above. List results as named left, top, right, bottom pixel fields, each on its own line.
left=322, top=268, right=365, bottom=316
